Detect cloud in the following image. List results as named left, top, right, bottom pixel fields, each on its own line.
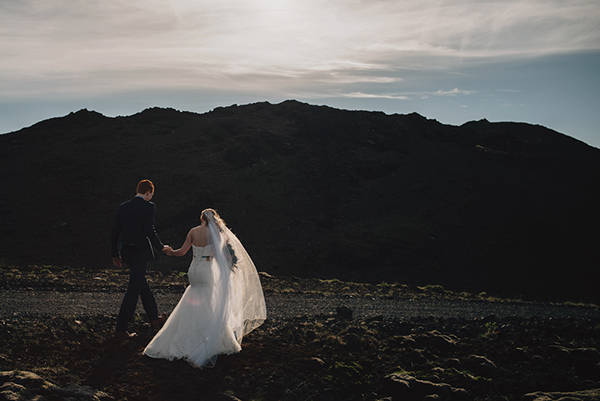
left=342, top=92, right=410, bottom=100
left=0, top=0, right=599, bottom=102
left=431, top=88, right=476, bottom=97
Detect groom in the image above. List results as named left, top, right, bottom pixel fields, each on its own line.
left=111, top=179, right=169, bottom=339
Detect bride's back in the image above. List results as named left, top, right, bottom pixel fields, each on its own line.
left=190, top=224, right=210, bottom=247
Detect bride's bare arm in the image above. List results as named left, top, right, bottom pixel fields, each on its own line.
left=168, top=231, right=193, bottom=256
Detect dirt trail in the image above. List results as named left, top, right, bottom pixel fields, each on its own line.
left=1, top=290, right=598, bottom=321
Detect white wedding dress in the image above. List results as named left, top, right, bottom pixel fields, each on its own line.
left=143, top=217, right=266, bottom=368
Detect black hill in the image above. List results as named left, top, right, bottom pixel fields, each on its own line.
left=1, top=100, right=599, bottom=302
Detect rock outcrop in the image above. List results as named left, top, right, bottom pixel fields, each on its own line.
left=522, top=388, right=600, bottom=401
left=0, top=371, right=112, bottom=401
left=383, top=372, right=468, bottom=400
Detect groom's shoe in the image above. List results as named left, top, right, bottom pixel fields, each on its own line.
left=114, top=331, right=138, bottom=340
left=151, top=313, right=168, bottom=329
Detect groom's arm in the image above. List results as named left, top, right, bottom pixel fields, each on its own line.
left=143, top=203, right=165, bottom=250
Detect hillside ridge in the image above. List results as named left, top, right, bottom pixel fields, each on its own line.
left=1, top=100, right=599, bottom=302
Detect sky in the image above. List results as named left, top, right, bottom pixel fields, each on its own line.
left=1, top=0, right=599, bottom=148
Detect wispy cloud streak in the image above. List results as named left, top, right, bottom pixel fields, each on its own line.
left=1, top=0, right=598, bottom=98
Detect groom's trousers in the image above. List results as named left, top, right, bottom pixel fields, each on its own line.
left=116, top=246, right=159, bottom=332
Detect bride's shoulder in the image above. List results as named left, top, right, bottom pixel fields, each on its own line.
left=189, top=224, right=209, bottom=247
left=189, top=224, right=207, bottom=238
left=191, top=224, right=207, bottom=232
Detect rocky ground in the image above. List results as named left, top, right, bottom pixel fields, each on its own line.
left=1, top=264, right=600, bottom=401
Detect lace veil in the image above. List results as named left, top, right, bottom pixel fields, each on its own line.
left=187, top=210, right=266, bottom=366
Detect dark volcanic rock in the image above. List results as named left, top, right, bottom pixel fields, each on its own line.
left=1, top=312, right=600, bottom=401
left=522, top=388, right=600, bottom=401
left=1, top=100, right=599, bottom=302
left=461, top=354, right=497, bottom=377
left=382, top=372, right=468, bottom=400
left=0, top=370, right=113, bottom=401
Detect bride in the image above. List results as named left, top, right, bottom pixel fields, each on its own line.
left=143, top=208, right=266, bottom=368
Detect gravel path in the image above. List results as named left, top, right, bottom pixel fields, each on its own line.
left=1, top=290, right=598, bottom=321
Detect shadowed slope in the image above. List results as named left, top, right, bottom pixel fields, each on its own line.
left=1, top=100, right=598, bottom=301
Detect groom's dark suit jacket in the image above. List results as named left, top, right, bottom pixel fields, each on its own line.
left=111, top=196, right=165, bottom=263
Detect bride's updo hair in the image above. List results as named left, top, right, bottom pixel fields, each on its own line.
left=201, top=208, right=226, bottom=227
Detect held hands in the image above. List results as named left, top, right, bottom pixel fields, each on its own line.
left=113, top=247, right=172, bottom=267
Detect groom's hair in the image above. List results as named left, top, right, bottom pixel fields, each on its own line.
left=137, top=179, right=154, bottom=194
